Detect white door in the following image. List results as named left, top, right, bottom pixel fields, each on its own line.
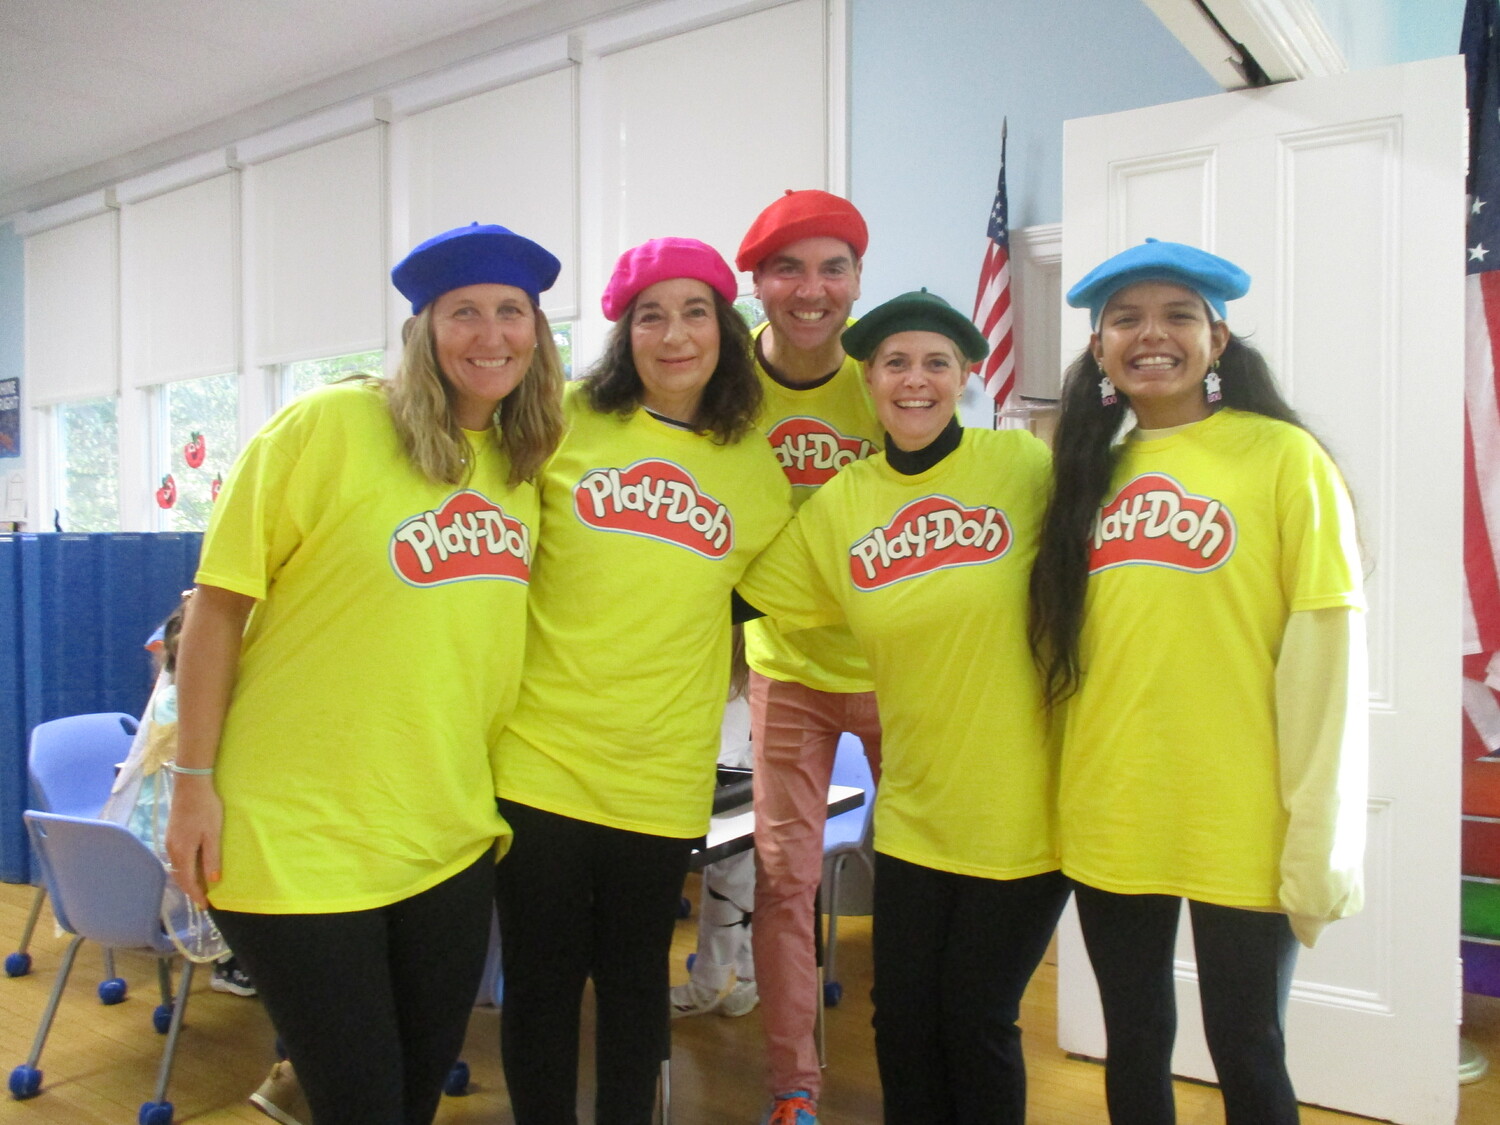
left=1057, top=56, right=1466, bottom=1124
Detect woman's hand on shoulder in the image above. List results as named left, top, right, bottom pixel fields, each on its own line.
left=165, top=775, right=223, bottom=908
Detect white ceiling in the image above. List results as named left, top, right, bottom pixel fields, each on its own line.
left=0, top=0, right=644, bottom=218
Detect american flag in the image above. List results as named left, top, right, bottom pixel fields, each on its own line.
left=1462, top=0, right=1500, bottom=758
left=971, top=120, right=1017, bottom=413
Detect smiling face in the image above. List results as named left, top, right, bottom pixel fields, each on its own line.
left=1091, top=280, right=1230, bottom=429
left=431, top=283, right=537, bottom=429
left=752, top=236, right=862, bottom=372
left=630, top=277, right=721, bottom=423
left=865, top=330, right=966, bottom=452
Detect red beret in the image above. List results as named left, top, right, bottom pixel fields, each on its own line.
left=735, top=190, right=868, bottom=273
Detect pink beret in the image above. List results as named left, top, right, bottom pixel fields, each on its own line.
left=601, top=237, right=738, bottom=322
left=735, top=189, right=868, bottom=273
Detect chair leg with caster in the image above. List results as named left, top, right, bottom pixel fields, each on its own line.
left=138, top=959, right=196, bottom=1125
left=9, top=934, right=86, bottom=1100
left=5, top=887, right=46, bottom=978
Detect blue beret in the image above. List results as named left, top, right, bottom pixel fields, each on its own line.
left=1067, top=239, right=1249, bottom=328
left=391, top=223, right=561, bottom=314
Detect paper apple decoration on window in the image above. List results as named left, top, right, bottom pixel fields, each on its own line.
left=155, top=474, right=177, bottom=509
left=211, top=473, right=222, bottom=502
left=184, top=431, right=206, bottom=469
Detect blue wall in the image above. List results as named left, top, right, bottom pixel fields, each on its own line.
left=848, top=0, right=1219, bottom=309
left=1311, top=0, right=1465, bottom=71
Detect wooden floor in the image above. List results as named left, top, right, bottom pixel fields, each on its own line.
left=0, top=875, right=1497, bottom=1124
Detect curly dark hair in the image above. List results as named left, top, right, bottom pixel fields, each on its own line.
left=1027, top=333, right=1328, bottom=708
left=582, top=291, right=762, bottom=444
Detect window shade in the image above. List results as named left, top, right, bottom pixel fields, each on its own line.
left=122, top=172, right=237, bottom=387
left=594, top=0, right=827, bottom=280
left=248, top=127, right=385, bottom=366
left=26, top=211, right=119, bottom=406
left=404, top=67, right=579, bottom=318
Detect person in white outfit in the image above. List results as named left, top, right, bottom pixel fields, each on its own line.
left=671, top=668, right=758, bottom=1019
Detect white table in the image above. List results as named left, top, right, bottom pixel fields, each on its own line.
left=690, top=783, right=864, bottom=869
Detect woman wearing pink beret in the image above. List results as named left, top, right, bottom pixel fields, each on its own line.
left=491, top=237, right=792, bottom=1125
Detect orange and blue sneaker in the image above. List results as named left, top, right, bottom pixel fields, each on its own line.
left=762, top=1090, right=817, bottom=1124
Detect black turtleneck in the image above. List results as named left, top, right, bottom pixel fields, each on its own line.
left=885, top=415, right=962, bottom=475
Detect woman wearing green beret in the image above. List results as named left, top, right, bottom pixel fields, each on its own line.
left=738, top=289, right=1066, bottom=1124
left=1030, top=240, right=1366, bottom=1124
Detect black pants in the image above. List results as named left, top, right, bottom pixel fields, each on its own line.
left=210, top=851, right=494, bottom=1125
left=493, top=799, right=695, bottom=1125
left=1072, top=882, right=1301, bottom=1125
left=871, top=854, right=1070, bottom=1125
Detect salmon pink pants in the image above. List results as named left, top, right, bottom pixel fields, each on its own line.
left=750, top=672, right=881, bottom=1099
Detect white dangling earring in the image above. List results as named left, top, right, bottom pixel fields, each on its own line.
left=1205, top=362, right=1222, bottom=404
left=1099, top=375, right=1118, bottom=407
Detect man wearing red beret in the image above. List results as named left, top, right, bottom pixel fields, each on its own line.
left=735, top=190, right=885, bottom=1125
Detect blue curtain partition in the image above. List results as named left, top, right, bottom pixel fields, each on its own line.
left=0, top=533, right=202, bottom=882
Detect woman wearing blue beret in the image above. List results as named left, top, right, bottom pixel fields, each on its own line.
left=166, top=223, right=566, bottom=1125
left=1029, top=240, right=1368, bottom=1124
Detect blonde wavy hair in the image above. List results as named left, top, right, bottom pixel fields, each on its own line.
left=384, top=301, right=565, bottom=486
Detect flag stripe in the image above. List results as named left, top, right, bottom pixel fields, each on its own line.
left=1463, top=0, right=1500, bottom=759
left=971, top=121, right=1015, bottom=416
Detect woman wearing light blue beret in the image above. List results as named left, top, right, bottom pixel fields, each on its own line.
left=1030, top=240, right=1368, bottom=1125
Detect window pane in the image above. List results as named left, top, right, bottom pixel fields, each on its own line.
left=159, top=373, right=238, bottom=532
left=284, top=349, right=384, bottom=402
left=734, top=297, right=765, bottom=329
left=55, top=397, right=119, bottom=532
left=553, top=322, right=574, bottom=380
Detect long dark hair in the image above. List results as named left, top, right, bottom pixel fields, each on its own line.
left=1027, top=333, right=1317, bottom=708
left=582, top=291, right=762, bottom=444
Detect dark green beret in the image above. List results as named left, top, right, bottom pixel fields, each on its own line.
left=842, top=289, right=989, bottom=363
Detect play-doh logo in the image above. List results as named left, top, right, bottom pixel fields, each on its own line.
left=767, top=417, right=877, bottom=487
left=1089, top=473, right=1235, bottom=574
left=574, top=459, right=733, bottom=559
left=849, top=495, right=1012, bottom=591
left=390, top=490, right=531, bottom=587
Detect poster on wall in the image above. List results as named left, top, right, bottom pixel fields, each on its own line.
left=0, top=378, right=18, bottom=458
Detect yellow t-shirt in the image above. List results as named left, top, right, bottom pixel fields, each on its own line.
left=739, top=429, right=1059, bottom=880
left=197, top=382, right=529, bottom=913
left=746, top=322, right=884, bottom=692
left=492, top=384, right=792, bottom=838
left=1062, top=408, right=1364, bottom=906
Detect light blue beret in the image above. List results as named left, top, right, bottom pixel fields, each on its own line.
left=1067, top=239, right=1249, bottom=328
left=392, top=223, right=561, bottom=314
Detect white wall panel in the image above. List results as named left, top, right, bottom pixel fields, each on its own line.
left=121, top=172, right=237, bottom=386
left=247, top=127, right=385, bottom=366
left=25, top=210, right=118, bottom=405
left=593, top=0, right=826, bottom=283
left=1010, top=223, right=1062, bottom=397
left=403, top=68, right=579, bottom=318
